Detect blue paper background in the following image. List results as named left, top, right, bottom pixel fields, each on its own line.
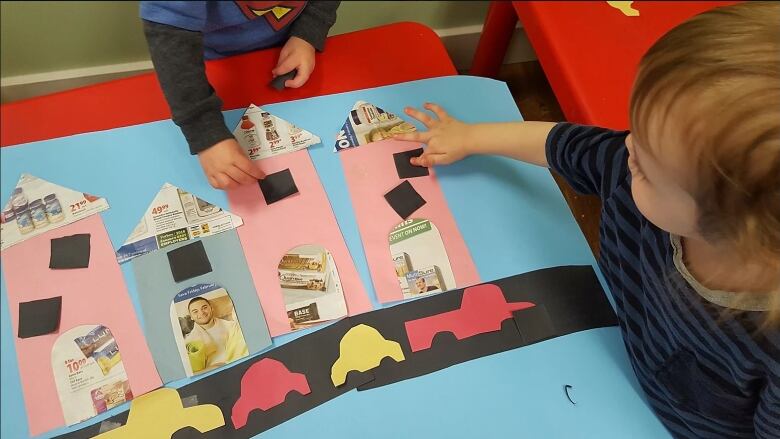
left=1, top=76, right=669, bottom=438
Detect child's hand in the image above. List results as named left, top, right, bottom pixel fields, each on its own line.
left=394, top=103, right=473, bottom=167
left=197, top=139, right=265, bottom=190
left=272, top=37, right=315, bottom=88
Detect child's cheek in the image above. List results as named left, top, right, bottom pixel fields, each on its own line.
left=632, top=182, right=664, bottom=228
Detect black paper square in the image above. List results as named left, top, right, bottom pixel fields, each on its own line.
left=513, top=305, right=557, bottom=345
left=393, top=148, right=429, bottom=179
left=167, top=240, right=212, bottom=283
left=49, top=234, right=91, bottom=269
left=269, top=69, right=297, bottom=91
left=384, top=181, right=426, bottom=220
left=18, top=296, right=62, bottom=338
left=259, top=168, right=299, bottom=204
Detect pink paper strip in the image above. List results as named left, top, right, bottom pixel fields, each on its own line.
left=340, top=140, right=481, bottom=303
left=2, top=214, right=161, bottom=436
left=226, top=150, right=372, bottom=336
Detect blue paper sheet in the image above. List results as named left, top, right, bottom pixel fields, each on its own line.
left=1, top=76, right=669, bottom=438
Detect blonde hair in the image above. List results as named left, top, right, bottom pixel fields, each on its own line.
left=629, top=2, right=780, bottom=324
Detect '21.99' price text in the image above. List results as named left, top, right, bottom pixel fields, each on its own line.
left=70, top=200, right=87, bottom=213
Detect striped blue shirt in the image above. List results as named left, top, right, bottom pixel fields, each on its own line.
left=546, top=123, right=780, bottom=438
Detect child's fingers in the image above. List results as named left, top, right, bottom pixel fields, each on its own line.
left=225, top=165, right=256, bottom=185
left=285, top=65, right=312, bottom=88
left=393, top=131, right=432, bottom=143
left=404, top=107, right=436, bottom=128
left=272, top=56, right=297, bottom=77
left=423, top=103, right=450, bottom=121
left=214, top=172, right=240, bottom=190
left=416, top=153, right=447, bottom=167
left=233, top=156, right=265, bottom=180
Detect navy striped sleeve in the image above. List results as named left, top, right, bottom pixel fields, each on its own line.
left=545, top=122, right=631, bottom=201
left=756, top=373, right=780, bottom=438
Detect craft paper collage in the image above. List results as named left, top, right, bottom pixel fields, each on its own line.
left=227, top=149, right=372, bottom=336
left=2, top=76, right=650, bottom=439
left=54, top=266, right=619, bottom=439
left=339, top=137, right=481, bottom=303
left=129, top=211, right=272, bottom=383
left=2, top=213, right=160, bottom=435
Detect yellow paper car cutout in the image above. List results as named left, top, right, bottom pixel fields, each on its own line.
left=606, top=1, right=640, bottom=16
left=331, top=324, right=405, bottom=387
left=94, top=388, right=224, bottom=438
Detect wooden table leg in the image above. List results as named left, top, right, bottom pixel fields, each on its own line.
left=470, top=1, right=518, bottom=77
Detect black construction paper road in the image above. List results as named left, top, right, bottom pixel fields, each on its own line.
left=18, top=296, right=62, bottom=338
left=269, top=69, right=297, bottom=91
left=393, top=148, right=429, bottom=179
left=384, top=180, right=426, bottom=219
left=54, top=266, right=617, bottom=439
left=49, top=234, right=91, bottom=269
left=355, top=265, right=617, bottom=390
left=259, top=169, right=298, bottom=204
left=167, top=240, right=213, bottom=283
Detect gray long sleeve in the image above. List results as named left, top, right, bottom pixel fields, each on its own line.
left=142, top=2, right=341, bottom=155
left=143, top=20, right=231, bottom=155
left=290, top=1, right=340, bottom=52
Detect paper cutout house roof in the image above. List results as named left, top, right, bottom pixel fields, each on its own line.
left=334, top=101, right=417, bottom=152
left=116, top=183, right=243, bottom=263
left=1, top=174, right=109, bottom=251
left=233, top=104, right=321, bottom=160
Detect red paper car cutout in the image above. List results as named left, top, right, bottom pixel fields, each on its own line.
left=404, top=284, right=535, bottom=352
left=232, top=358, right=311, bottom=429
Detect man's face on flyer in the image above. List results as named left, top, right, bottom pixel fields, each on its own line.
left=415, top=278, right=426, bottom=291
left=189, top=299, right=213, bottom=325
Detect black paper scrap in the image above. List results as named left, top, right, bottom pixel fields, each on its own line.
left=384, top=180, right=426, bottom=219
left=259, top=169, right=299, bottom=205
left=49, top=234, right=91, bottom=269
left=513, top=305, right=557, bottom=345
left=393, top=148, right=429, bottom=179
left=270, top=69, right=297, bottom=91
left=18, top=296, right=62, bottom=338
left=52, top=266, right=617, bottom=439
left=167, top=240, right=213, bottom=283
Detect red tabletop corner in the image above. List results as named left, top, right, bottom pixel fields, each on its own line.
left=472, top=1, right=737, bottom=130
left=1, top=22, right=456, bottom=147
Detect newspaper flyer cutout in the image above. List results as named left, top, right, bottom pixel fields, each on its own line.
left=170, top=283, right=249, bottom=377
left=1, top=174, right=109, bottom=251
left=115, top=183, right=242, bottom=263
left=279, top=244, right=348, bottom=330
left=51, top=325, right=133, bottom=426
left=389, top=219, right=457, bottom=299
left=233, top=104, right=321, bottom=160
left=334, top=101, right=417, bottom=152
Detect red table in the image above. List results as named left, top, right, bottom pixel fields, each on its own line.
left=471, top=1, right=736, bottom=129
left=1, top=22, right=456, bottom=147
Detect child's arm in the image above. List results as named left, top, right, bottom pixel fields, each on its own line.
left=397, top=103, right=631, bottom=201
left=143, top=20, right=262, bottom=189
left=395, top=103, right=555, bottom=168
left=273, top=1, right=340, bottom=88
